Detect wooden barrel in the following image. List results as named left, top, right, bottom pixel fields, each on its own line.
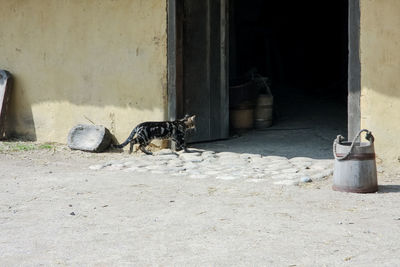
left=254, top=94, right=273, bottom=128
left=333, top=130, right=378, bottom=193
left=230, top=102, right=254, bottom=130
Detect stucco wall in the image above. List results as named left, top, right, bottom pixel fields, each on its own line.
left=360, top=0, right=400, bottom=166
left=0, top=0, right=167, bottom=143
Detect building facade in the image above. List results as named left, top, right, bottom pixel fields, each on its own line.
left=1, top=0, right=399, bottom=167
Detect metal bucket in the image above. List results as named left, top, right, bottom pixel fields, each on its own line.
left=333, top=129, right=378, bottom=193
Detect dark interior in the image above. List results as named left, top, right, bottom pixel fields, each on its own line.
left=229, top=0, right=348, bottom=131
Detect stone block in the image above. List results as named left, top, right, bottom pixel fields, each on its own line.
left=67, top=124, right=112, bottom=152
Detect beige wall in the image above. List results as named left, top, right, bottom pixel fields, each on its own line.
left=0, top=0, right=167, bottom=143
left=360, top=0, right=400, bottom=166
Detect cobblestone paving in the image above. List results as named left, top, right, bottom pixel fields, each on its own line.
left=89, top=149, right=334, bottom=186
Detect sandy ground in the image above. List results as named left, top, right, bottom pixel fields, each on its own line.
left=1, top=143, right=400, bottom=266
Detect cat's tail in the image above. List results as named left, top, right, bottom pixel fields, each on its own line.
left=111, top=127, right=138, bottom=149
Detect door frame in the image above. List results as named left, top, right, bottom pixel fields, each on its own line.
left=348, top=0, right=361, bottom=139
left=168, top=0, right=361, bottom=139
left=167, top=0, right=178, bottom=121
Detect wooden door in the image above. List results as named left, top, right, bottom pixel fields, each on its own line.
left=180, top=0, right=229, bottom=142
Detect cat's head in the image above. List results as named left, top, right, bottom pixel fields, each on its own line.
left=181, top=115, right=196, bottom=130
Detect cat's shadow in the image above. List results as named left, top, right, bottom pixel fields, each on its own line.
left=184, top=148, right=203, bottom=153
left=105, top=141, right=202, bottom=155
left=156, top=148, right=203, bottom=156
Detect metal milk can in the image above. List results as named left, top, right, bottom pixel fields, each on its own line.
left=333, top=129, right=378, bottom=193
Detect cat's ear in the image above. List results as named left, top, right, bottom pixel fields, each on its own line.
left=180, top=114, right=190, bottom=121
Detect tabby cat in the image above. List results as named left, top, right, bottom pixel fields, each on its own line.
left=112, top=115, right=196, bottom=155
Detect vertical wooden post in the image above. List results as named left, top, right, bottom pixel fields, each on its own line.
left=220, top=0, right=229, bottom=138
left=348, top=0, right=361, bottom=140
left=0, top=70, right=13, bottom=139
left=168, top=0, right=177, bottom=122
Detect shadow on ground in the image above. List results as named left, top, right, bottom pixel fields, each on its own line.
left=378, top=185, right=400, bottom=194
left=194, top=93, right=347, bottom=159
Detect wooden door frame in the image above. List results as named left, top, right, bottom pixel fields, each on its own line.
left=168, top=0, right=360, bottom=139
left=167, top=0, right=178, bottom=121
left=348, top=0, right=361, bottom=139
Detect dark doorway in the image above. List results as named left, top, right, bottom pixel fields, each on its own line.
left=229, top=0, right=348, bottom=132
left=169, top=0, right=350, bottom=158
left=205, top=0, right=349, bottom=158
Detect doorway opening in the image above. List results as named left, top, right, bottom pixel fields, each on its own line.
left=224, top=1, right=348, bottom=158
left=170, top=0, right=350, bottom=158
left=230, top=1, right=347, bottom=137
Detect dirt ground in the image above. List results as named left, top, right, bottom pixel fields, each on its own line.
left=1, top=142, right=400, bottom=266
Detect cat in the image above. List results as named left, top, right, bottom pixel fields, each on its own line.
left=112, top=115, right=196, bottom=155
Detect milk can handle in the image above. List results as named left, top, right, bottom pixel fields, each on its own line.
left=333, top=129, right=374, bottom=161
